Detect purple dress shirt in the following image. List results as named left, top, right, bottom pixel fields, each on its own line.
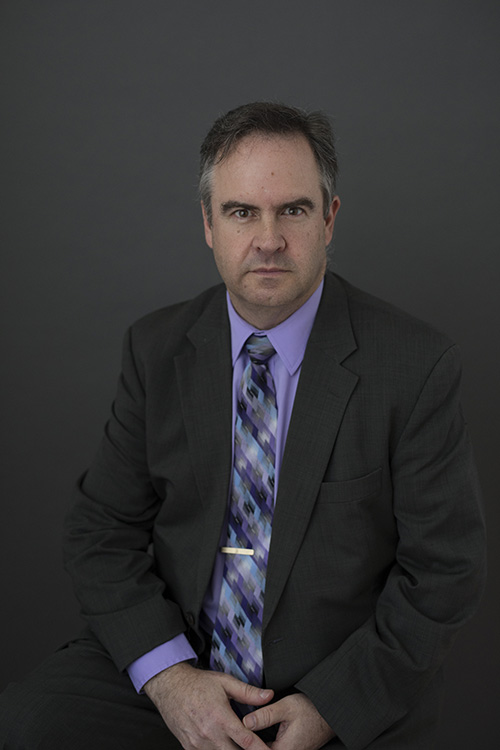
left=127, top=280, right=324, bottom=691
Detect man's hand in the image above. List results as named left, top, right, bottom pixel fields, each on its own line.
left=144, top=661, right=274, bottom=749
left=243, top=693, right=335, bottom=750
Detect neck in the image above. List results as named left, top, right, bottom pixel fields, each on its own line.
left=228, top=284, right=324, bottom=331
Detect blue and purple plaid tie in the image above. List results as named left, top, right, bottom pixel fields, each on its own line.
left=210, top=334, right=277, bottom=687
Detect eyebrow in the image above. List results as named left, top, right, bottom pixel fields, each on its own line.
left=220, top=201, right=257, bottom=215
left=219, top=197, right=317, bottom=215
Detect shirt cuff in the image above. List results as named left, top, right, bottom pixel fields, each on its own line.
left=126, top=633, right=198, bottom=693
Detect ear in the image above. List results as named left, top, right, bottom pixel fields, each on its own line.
left=201, top=201, right=213, bottom=248
left=324, top=196, right=341, bottom=245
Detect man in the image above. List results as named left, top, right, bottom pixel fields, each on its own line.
left=0, top=102, right=486, bottom=750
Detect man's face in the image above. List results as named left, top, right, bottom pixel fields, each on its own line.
left=202, top=134, right=340, bottom=329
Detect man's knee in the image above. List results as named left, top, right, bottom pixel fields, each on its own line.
left=0, top=670, right=179, bottom=750
left=0, top=681, right=49, bottom=750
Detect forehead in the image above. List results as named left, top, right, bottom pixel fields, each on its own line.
left=212, top=134, right=323, bottom=199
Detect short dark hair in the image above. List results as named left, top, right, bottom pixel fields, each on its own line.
left=199, top=101, right=339, bottom=224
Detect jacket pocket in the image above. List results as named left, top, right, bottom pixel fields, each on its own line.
left=318, top=467, right=382, bottom=504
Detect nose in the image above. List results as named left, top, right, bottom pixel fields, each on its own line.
left=252, top=218, right=286, bottom=253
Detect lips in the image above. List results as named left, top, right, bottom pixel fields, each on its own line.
left=252, top=267, right=289, bottom=274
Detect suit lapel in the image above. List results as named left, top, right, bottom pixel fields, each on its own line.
left=174, top=288, right=233, bottom=611
left=264, top=274, right=359, bottom=629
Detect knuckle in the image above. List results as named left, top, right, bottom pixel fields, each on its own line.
left=249, top=706, right=270, bottom=729
left=243, top=681, right=259, bottom=699
left=238, top=730, right=256, bottom=749
left=242, top=682, right=252, bottom=698
left=261, top=706, right=272, bottom=725
left=197, top=724, right=211, bottom=741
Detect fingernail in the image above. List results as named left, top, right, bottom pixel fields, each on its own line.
left=244, top=715, right=256, bottom=729
left=259, top=689, right=272, bottom=698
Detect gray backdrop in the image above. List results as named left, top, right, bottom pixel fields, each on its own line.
left=1, top=1, right=498, bottom=747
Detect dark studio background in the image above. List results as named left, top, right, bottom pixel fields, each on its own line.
left=1, top=1, right=498, bottom=747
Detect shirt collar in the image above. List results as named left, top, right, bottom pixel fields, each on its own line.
left=227, top=279, right=324, bottom=376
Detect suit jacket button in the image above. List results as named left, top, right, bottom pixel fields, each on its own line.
left=186, top=612, right=195, bottom=627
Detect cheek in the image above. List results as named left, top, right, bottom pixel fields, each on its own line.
left=212, top=247, right=240, bottom=281
left=292, top=227, right=323, bottom=257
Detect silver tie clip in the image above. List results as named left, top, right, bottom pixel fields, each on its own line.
left=220, top=546, right=255, bottom=556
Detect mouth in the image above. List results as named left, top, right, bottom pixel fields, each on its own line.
left=251, top=267, right=289, bottom=275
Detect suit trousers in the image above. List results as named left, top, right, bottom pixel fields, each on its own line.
left=0, top=634, right=182, bottom=750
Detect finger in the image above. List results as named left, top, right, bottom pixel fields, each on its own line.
left=183, top=696, right=268, bottom=750
left=224, top=676, right=274, bottom=707
left=224, top=709, right=273, bottom=750
left=243, top=702, right=281, bottom=732
left=230, top=724, right=274, bottom=750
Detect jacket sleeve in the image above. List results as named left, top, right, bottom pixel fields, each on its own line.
left=296, top=344, right=486, bottom=750
left=63, top=325, right=187, bottom=671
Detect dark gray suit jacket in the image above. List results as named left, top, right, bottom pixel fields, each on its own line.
left=64, top=272, right=486, bottom=749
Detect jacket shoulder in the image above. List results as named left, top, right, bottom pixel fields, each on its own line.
left=335, top=274, right=456, bottom=355
left=125, top=283, right=226, bottom=357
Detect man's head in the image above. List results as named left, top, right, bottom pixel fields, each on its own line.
left=199, top=102, right=339, bottom=226
left=200, top=102, right=341, bottom=329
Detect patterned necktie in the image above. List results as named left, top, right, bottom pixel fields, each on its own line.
left=210, top=334, right=277, bottom=687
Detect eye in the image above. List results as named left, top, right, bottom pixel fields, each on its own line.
left=283, top=206, right=304, bottom=216
left=233, top=208, right=251, bottom=219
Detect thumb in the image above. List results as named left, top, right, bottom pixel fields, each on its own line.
left=223, top=676, right=274, bottom=707
left=243, top=703, right=279, bottom=732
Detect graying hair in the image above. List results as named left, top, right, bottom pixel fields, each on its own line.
left=199, top=102, right=339, bottom=225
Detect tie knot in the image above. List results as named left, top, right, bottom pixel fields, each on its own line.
left=245, top=334, right=275, bottom=364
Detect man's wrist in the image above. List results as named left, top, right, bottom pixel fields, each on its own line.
left=144, top=660, right=195, bottom=701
